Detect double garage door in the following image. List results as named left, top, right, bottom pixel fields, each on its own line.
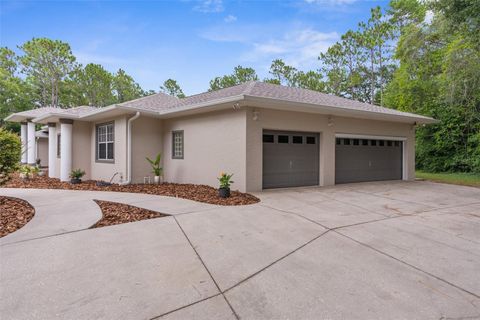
left=262, top=130, right=403, bottom=189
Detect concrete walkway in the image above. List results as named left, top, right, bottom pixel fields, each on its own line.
left=1, top=181, right=479, bottom=319
left=0, top=188, right=217, bottom=245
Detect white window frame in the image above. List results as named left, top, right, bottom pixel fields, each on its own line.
left=96, top=122, right=115, bottom=162
left=172, top=130, right=184, bottom=159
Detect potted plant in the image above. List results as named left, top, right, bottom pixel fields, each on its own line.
left=218, top=172, right=234, bottom=198
left=69, top=169, right=86, bottom=184
left=146, top=153, right=163, bottom=184
left=19, top=165, right=32, bottom=180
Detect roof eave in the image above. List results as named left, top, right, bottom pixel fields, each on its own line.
left=244, top=95, right=437, bottom=124
left=159, top=95, right=245, bottom=118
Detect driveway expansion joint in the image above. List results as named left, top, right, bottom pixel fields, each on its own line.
left=334, top=230, right=480, bottom=301
left=173, top=216, right=240, bottom=320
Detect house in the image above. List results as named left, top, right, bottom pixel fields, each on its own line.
left=5, top=81, right=436, bottom=192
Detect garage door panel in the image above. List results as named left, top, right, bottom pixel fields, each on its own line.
left=263, top=130, right=319, bottom=189
left=335, top=138, right=402, bottom=184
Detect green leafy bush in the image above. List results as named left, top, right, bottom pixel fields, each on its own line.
left=0, top=128, right=21, bottom=184
left=69, top=169, right=86, bottom=179
left=218, top=172, right=234, bottom=189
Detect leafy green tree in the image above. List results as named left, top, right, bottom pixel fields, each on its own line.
left=76, top=63, right=114, bottom=107
left=209, top=65, right=258, bottom=91
left=160, top=79, right=185, bottom=98
left=384, top=0, right=480, bottom=173
left=18, top=38, right=77, bottom=108
left=112, top=69, right=144, bottom=103
left=0, top=48, right=31, bottom=130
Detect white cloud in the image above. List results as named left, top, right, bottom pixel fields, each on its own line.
left=224, top=14, right=237, bottom=23
left=245, top=28, right=339, bottom=69
left=194, top=0, right=224, bottom=13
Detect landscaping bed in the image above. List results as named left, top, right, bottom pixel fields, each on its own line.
left=92, top=200, right=167, bottom=228
left=0, top=196, right=35, bottom=238
left=4, top=174, right=260, bottom=205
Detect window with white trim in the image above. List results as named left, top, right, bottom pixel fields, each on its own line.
left=172, top=130, right=184, bottom=159
left=96, top=122, right=114, bottom=161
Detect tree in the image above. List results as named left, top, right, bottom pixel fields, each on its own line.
left=18, top=38, right=77, bottom=108
left=76, top=63, right=114, bottom=107
left=0, top=47, right=31, bottom=130
left=209, top=65, right=258, bottom=91
left=160, top=79, right=185, bottom=98
left=268, top=59, right=298, bottom=86
left=384, top=0, right=480, bottom=173
left=112, top=69, right=144, bottom=103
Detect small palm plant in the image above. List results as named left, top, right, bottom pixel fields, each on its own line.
left=146, top=153, right=163, bottom=184
left=69, top=169, right=85, bottom=184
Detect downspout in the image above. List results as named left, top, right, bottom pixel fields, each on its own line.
left=120, top=112, right=141, bottom=185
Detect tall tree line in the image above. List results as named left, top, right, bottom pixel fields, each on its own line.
left=206, top=0, right=479, bottom=174
left=1, top=0, right=478, bottom=173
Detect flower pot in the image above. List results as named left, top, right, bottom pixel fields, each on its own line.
left=154, top=176, right=161, bottom=184
left=70, top=178, right=82, bottom=184
left=19, top=173, right=28, bottom=180
left=218, top=187, right=231, bottom=198
left=38, top=171, right=45, bottom=177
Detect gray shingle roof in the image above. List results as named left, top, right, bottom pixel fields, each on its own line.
left=61, top=106, right=99, bottom=116
left=160, top=81, right=433, bottom=121
left=6, top=81, right=435, bottom=123
left=117, top=92, right=179, bottom=112
left=8, top=107, right=60, bottom=119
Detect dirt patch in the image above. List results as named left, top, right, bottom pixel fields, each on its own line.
left=92, top=200, right=168, bottom=229
left=4, top=174, right=260, bottom=206
left=0, top=196, right=35, bottom=238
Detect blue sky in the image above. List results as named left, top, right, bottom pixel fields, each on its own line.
left=0, top=0, right=388, bottom=95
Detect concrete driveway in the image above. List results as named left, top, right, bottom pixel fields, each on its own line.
left=1, top=181, right=479, bottom=319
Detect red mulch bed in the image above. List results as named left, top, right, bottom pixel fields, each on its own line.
left=92, top=200, right=167, bottom=228
left=4, top=174, right=260, bottom=206
left=0, top=196, right=35, bottom=238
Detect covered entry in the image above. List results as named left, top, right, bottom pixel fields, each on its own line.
left=262, top=130, right=319, bottom=189
left=335, top=135, right=403, bottom=184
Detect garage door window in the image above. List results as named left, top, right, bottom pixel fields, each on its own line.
left=362, top=139, right=368, bottom=146
left=278, top=135, right=289, bottom=143
left=307, top=136, right=316, bottom=144
left=292, top=136, right=303, bottom=144
left=263, top=134, right=274, bottom=143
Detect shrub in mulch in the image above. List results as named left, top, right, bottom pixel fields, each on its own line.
left=0, top=196, right=35, bottom=238
left=92, top=200, right=168, bottom=229
left=4, top=173, right=260, bottom=206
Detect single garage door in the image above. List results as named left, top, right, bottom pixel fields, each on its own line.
left=263, top=130, right=319, bottom=189
left=335, top=137, right=403, bottom=184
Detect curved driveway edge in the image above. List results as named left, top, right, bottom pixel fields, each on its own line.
left=0, top=188, right=218, bottom=245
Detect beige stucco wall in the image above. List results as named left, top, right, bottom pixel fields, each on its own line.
left=131, top=116, right=163, bottom=183
left=246, top=107, right=415, bottom=192
left=36, top=138, right=48, bottom=168
left=72, top=121, right=92, bottom=180
left=162, top=109, right=247, bottom=191
left=90, top=116, right=127, bottom=184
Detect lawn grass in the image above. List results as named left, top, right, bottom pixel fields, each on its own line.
left=416, top=171, right=480, bottom=188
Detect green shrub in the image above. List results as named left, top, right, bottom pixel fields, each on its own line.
left=0, top=128, right=21, bottom=184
